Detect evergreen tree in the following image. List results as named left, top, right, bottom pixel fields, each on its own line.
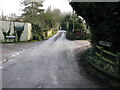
left=70, top=2, right=120, bottom=53
left=21, top=1, right=44, bottom=23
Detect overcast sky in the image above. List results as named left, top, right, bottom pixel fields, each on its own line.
left=0, top=0, right=73, bottom=16
left=43, top=0, right=73, bottom=13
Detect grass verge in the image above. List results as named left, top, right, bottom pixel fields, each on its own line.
left=1, top=31, right=58, bottom=43
left=45, top=31, right=58, bottom=40
left=1, top=40, right=39, bottom=44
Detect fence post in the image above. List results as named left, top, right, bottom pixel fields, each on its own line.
left=115, top=53, right=120, bottom=75
left=100, top=47, right=103, bottom=61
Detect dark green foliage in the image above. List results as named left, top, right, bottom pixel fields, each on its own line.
left=1, top=22, right=11, bottom=41
left=16, top=31, right=23, bottom=41
left=22, top=2, right=44, bottom=23
left=32, top=24, right=43, bottom=40
left=14, top=26, right=24, bottom=42
left=21, top=2, right=62, bottom=39
left=70, top=2, right=120, bottom=53
left=80, top=49, right=120, bottom=88
left=61, top=14, right=89, bottom=40
left=2, top=29, right=11, bottom=41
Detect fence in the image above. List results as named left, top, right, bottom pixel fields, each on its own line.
left=87, top=44, right=120, bottom=78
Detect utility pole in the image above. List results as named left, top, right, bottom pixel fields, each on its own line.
left=72, top=10, right=75, bottom=39
left=31, top=2, right=34, bottom=23
left=73, top=10, right=75, bottom=32
left=1, top=9, right=4, bottom=20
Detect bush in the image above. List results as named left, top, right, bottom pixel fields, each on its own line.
left=32, top=24, right=43, bottom=41
left=33, top=34, right=41, bottom=41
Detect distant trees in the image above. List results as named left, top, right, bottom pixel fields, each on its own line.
left=61, top=13, right=89, bottom=39
left=70, top=2, right=120, bottom=53
left=21, top=1, right=64, bottom=29
left=61, top=14, right=87, bottom=31
left=38, top=8, right=63, bottom=30
left=21, top=1, right=63, bottom=30
left=21, top=1, right=64, bottom=40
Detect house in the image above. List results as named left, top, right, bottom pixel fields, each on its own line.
left=0, top=20, right=32, bottom=42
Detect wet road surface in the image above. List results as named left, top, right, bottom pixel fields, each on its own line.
left=1, top=30, right=109, bottom=88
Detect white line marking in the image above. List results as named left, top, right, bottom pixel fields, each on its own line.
left=16, top=78, right=20, bottom=80
left=9, top=55, right=16, bottom=59
left=3, top=59, right=7, bottom=62
left=38, top=86, right=42, bottom=88
left=16, top=53, right=19, bottom=55
left=12, top=55, right=16, bottom=57
left=9, top=56, right=13, bottom=59
left=0, top=67, right=3, bottom=69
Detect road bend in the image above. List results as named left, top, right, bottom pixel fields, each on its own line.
left=2, top=30, right=109, bottom=88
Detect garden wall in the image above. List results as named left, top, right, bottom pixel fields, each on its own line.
left=0, top=20, right=32, bottom=42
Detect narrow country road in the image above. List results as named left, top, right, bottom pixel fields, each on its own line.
left=2, top=30, right=109, bottom=88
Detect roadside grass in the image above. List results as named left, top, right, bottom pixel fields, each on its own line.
left=1, top=40, right=38, bottom=44
left=1, top=31, right=58, bottom=44
left=45, top=31, right=58, bottom=40
left=78, top=48, right=120, bottom=88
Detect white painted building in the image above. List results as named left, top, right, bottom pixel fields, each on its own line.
left=0, top=20, right=32, bottom=42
